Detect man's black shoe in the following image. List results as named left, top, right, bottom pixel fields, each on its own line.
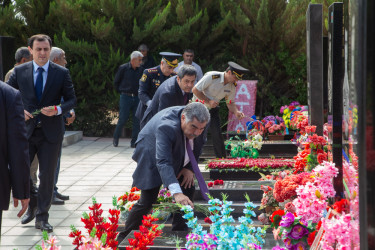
left=55, top=192, right=69, bottom=201
left=113, top=138, right=119, bottom=147
left=130, top=144, right=136, bottom=148
left=21, top=207, right=37, bottom=224
left=35, top=221, right=53, bottom=233
left=51, top=196, right=65, bottom=205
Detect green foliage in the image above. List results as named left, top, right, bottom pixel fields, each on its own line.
left=7, top=0, right=313, bottom=135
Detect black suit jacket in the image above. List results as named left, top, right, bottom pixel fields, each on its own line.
left=0, top=82, right=30, bottom=210
left=141, top=76, right=193, bottom=128
left=7, top=61, right=76, bottom=144
left=132, top=106, right=205, bottom=190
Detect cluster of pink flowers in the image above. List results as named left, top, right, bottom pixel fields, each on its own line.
left=265, top=122, right=285, bottom=135
left=293, top=162, right=338, bottom=223
left=207, top=158, right=295, bottom=169
left=321, top=213, right=360, bottom=250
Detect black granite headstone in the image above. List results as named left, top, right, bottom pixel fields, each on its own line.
left=328, top=2, right=344, bottom=197
left=306, top=4, right=324, bottom=135
left=0, top=36, right=15, bottom=81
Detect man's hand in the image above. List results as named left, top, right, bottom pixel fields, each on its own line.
left=66, top=112, right=76, bottom=125
left=41, top=106, right=58, bottom=116
left=13, top=198, right=30, bottom=218
left=173, top=193, right=194, bottom=208
left=235, top=111, right=245, bottom=120
left=208, top=99, right=219, bottom=109
left=24, top=110, right=33, bottom=121
left=177, top=168, right=195, bottom=189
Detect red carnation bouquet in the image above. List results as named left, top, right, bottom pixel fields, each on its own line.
left=273, top=172, right=312, bottom=202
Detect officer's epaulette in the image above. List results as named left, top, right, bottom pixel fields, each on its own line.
left=147, top=68, right=158, bottom=73
left=212, top=74, right=220, bottom=80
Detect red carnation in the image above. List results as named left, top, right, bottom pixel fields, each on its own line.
left=204, top=217, right=213, bottom=224
left=307, top=231, right=316, bottom=246
left=208, top=182, right=214, bottom=187
left=214, top=180, right=220, bottom=185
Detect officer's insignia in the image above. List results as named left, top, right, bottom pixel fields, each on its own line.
left=141, top=74, right=147, bottom=82
left=212, top=74, right=220, bottom=80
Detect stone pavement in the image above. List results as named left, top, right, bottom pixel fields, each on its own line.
left=0, top=137, right=137, bottom=250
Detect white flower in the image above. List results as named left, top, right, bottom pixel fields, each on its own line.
left=124, top=201, right=136, bottom=210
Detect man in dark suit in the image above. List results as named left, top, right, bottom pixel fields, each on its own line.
left=135, top=52, right=181, bottom=123
left=140, top=64, right=196, bottom=129
left=7, top=34, right=76, bottom=233
left=0, top=82, right=30, bottom=240
left=117, top=102, right=210, bottom=243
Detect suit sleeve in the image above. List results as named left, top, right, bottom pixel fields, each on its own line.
left=7, top=90, right=30, bottom=200
left=138, top=71, right=152, bottom=106
left=60, top=69, right=77, bottom=115
left=155, top=124, right=179, bottom=188
left=158, top=92, right=174, bottom=112
left=6, top=68, right=19, bottom=89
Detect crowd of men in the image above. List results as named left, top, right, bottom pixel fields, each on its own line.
left=0, top=33, right=249, bottom=245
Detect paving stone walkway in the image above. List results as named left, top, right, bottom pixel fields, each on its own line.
left=1, top=137, right=137, bottom=250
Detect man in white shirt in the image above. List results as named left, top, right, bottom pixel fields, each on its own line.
left=175, top=49, right=203, bottom=84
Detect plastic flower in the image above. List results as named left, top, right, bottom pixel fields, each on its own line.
left=280, top=212, right=294, bottom=228
left=288, top=224, right=309, bottom=240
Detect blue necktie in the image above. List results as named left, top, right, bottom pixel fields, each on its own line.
left=35, top=67, right=44, bottom=102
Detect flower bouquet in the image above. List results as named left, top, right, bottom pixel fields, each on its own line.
left=277, top=212, right=316, bottom=250
left=152, top=186, right=173, bottom=223
left=225, top=134, right=263, bottom=158
left=207, top=158, right=295, bottom=171
left=180, top=194, right=268, bottom=249
left=116, top=187, right=141, bottom=222
left=69, top=197, right=120, bottom=249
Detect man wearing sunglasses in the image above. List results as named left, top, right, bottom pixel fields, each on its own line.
left=192, top=61, right=249, bottom=158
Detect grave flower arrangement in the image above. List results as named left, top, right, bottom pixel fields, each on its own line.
left=273, top=172, right=312, bottom=203
left=152, top=186, right=173, bottom=222
left=69, top=197, right=120, bottom=249
left=180, top=194, right=268, bottom=249
left=207, top=158, right=295, bottom=171
left=116, top=187, right=141, bottom=220
left=293, top=134, right=327, bottom=173
left=277, top=212, right=316, bottom=250
left=225, top=134, right=263, bottom=158
left=125, top=212, right=164, bottom=250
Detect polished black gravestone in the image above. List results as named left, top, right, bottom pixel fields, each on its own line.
left=306, top=3, right=324, bottom=135
left=0, top=36, right=15, bottom=81
left=194, top=180, right=272, bottom=202
left=119, top=229, right=278, bottom=250
left=328, top=2, right=344, bottom=196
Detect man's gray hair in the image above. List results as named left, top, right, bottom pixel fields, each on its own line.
left=50, top=47, right=64, bottom=61
left=15, top=47, right=31, bottom=63
left=177, top=64, right=197, bottom=78
left=138, top=44, right=148, bottom=51
left=182, top=102, right=210, bottom=123
left=131, top=51, right=143, bottom=60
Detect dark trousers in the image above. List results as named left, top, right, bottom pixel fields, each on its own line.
left=113, top=94, right=140, bottom=145
left=53, top=140, right=63, bottom=196
left=121, top=177, right=195, bottom=237
left=208, top=107, right=226, bottom=158
left=28, top=128, right=61, bottom=222
left=0, top=210, right=2, bottom=241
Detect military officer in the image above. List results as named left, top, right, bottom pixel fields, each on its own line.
left=135, top=52, right=181, bottom=123
left=192, top=61, right=249, bottom=158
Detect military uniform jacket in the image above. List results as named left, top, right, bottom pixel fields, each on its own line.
left=135, top=65, right=175, bottom=121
